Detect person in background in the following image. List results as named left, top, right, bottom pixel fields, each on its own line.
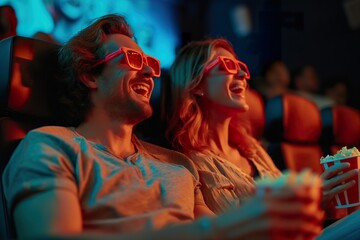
left=257, top=60, right=291, bottom=101
left=164, top=38, right=358, bottom=228
left=2, top=14, right=323, bottom=240
left=323, top=78, right=348, bottom=106
left=293, top=65, right=334, bottom=109
left=0, top=5, right=17, bottom=40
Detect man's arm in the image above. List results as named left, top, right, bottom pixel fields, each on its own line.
left=46, top=189, right=324, bottom=240
left=13, top=189, right=82, bottom=239
left=194, top=203, right=216, bottom=218
left=13, top=189, right=215, bottom=240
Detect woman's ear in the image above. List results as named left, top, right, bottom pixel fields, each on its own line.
left=191, top=88, right=204, bottom=97
left=79, top=74, right=98, bottom=89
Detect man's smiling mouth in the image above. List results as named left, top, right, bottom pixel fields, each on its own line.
left=132, top=83, right=150, bottom=98
left=130, top=78, right=153, bottom=99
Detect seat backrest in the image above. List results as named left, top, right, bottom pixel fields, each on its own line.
left=321, top=106, right=360, bottom=155
left=264, top=93, right=323, bottom=173
left=240, top=88, right=265, bottom=140
left=0, top=36, right=61, bottom=239
left=264, top=93, right=350, bottom=220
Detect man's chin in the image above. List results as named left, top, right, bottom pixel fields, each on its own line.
left=142, top=107, right=153, bottom=120
left=130, top=106, right=153, bottom=125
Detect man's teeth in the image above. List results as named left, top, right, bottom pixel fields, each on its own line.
left=132, top=84, right=150, bottom=98
left=133, top=84, right=148, bottom=91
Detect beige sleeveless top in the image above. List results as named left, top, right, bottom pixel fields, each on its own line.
left=188, top=140, right=281, bottom=214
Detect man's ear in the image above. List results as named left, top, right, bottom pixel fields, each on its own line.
left=191, top=88, right=204, bottom=97
left=79, top=74, right=98, bottom=89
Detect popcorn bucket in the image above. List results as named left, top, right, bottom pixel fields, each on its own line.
left=255, top=170, right=322, bottom=205
left=321, top=155, right=360, bottom=208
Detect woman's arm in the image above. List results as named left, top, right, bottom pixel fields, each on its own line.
left=321, top=162, right=359, bottom=209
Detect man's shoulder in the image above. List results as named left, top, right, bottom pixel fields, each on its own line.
left=140, top=140, right=196, bottom=172
left=29, top=126, right=73, bottom=135
left=25, top=126, right=75, bottom=143
left=140, top=140, right=189, bottom=162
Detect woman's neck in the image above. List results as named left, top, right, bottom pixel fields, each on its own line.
left=205, top=111, right=234, bottom=155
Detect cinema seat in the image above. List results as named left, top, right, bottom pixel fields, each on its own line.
left=321, top=105, right=360, bottom=222
left=321, top=105, right=360, bottom=155
left=265, top=93, right=350, bottom=221
left=0, top=36, right=61, bottom=239
left=264, top=93, right=323, bottom=173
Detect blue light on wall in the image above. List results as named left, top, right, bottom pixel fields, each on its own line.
left=0, top=0, right=179, bottom=69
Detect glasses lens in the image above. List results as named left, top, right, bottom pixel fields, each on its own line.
left=223, top=58, right=237, bottom=73
left=126, top=50, right=143, bottom=69
left=146, top=57, right=161, bottom=76
left=238, top=62, right=250, bottom=78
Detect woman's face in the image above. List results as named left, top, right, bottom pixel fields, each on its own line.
left=199, top=47, right=249, bottom=115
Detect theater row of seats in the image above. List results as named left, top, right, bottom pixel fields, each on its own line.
left=244, top=90, right=360, bottom=174
left=240, top=89, right=360, bottom=221
left=1, top=36, right=359, bottom=238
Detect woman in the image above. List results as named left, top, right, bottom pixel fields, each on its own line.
left=165, top=38, right=358, bottom=214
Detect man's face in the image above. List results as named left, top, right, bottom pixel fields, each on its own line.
left=302, top=66, right=319, bottom=93
left=267, top=62, right=290, bottom=87
left=93, top=34, right=155, bottom=124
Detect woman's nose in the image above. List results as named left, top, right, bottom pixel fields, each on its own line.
left=235, top=69, right=248, bottom=80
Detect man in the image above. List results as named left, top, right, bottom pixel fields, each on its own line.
left=259, top=60, right=290, bottom=100
left=3, top=14, right=323, bottom=239
left=293, top=65, right=333, bottom=109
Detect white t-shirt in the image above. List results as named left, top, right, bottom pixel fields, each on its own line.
left=3, top=126, right=205, bottom=234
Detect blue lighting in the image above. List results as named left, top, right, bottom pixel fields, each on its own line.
left=1, top=0, right=179, bottom=69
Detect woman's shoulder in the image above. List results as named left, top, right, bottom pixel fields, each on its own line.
left=239, top=140, right=282, bottom=177
left=187, top=151, right=219, bottom=170
left=140, top=140, right=187, bottom=160
left=188, top=151, right=209, bottom=161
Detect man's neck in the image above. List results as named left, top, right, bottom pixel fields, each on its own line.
left=76, top=111, right=136, bottom=159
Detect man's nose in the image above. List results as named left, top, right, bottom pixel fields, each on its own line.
left=139, top=62, right=155, bottom=77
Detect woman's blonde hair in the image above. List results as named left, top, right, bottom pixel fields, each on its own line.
left=165, top=38, right=252, bottom=153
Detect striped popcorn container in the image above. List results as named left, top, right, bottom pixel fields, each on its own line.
left=321, top=155, right=360, bottom=208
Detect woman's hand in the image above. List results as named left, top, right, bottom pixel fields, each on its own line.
left=213, top=171, right=324, bottom=240
left=320, top=162, right=359, bottom=209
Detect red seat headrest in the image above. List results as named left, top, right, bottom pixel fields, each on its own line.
left=283, top=94, right=321, bottom=142
left=0, top=36, right=60, bottom=122
left=265, top=93, right=321, bottom=143
left=333, top=106, right=360, bottom=145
